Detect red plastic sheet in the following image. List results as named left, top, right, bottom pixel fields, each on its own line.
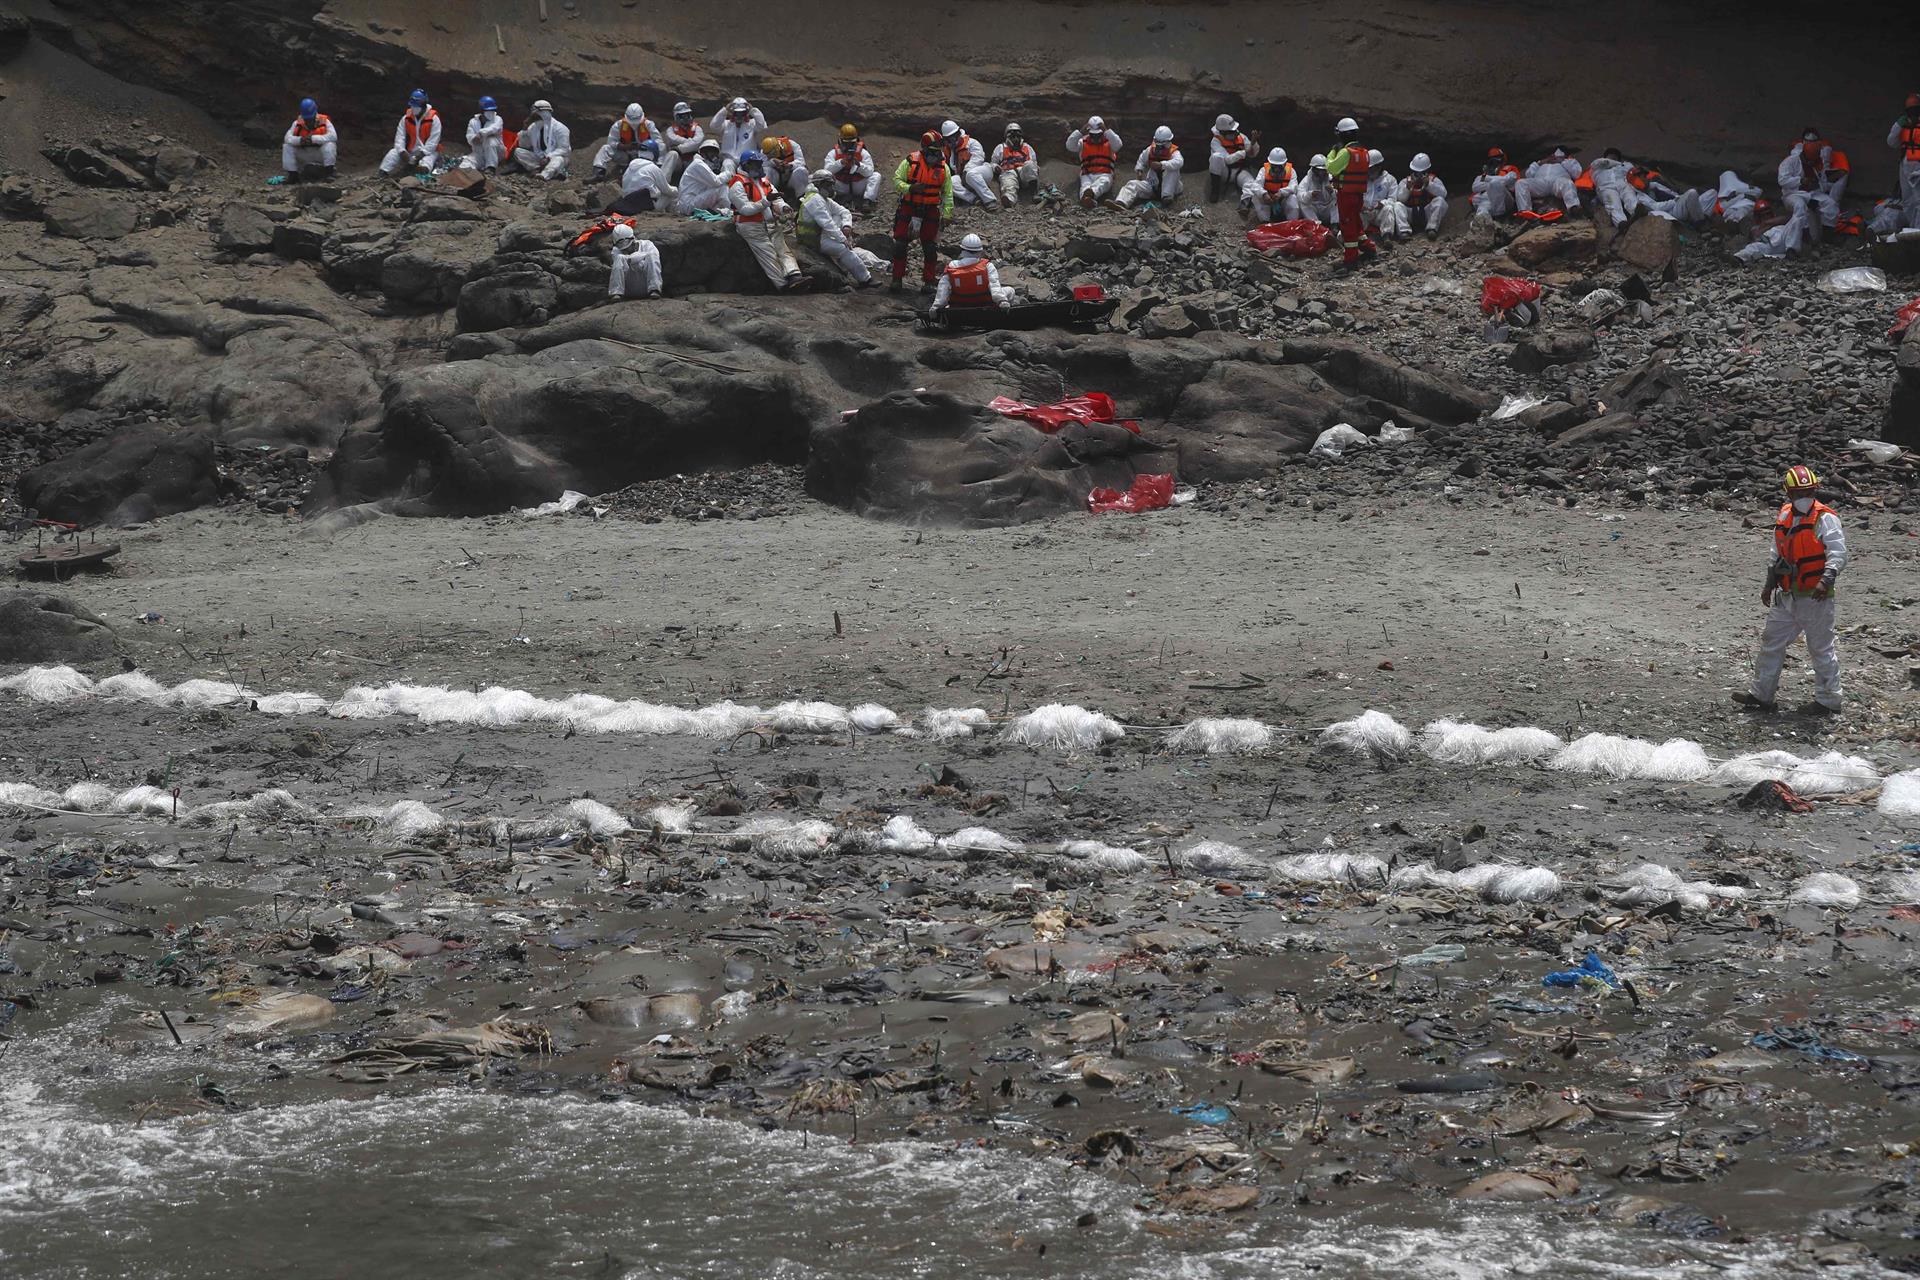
left=1088, top=473, right=1176, bottom=514
left=1480, top=275, right=1543, bottom=315
left=1244, top=219, right=1332, bottom=258
left=987, top=393, right=1141, bottom=435
left=1890, top=297, right=1920, bottom=341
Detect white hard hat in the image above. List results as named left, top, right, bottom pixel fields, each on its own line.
left=673, top=101, right=691, bottom=114
left=611, top=224, right=635, bottom=242
left=1367, top=149, right=1383, bottom=166
left=730, top=97, right=749, bottom=112
left=941, top=119, right=960, bottom=138
left=1310, top=153, right=1328, bottom=169
left=1006, top=121, right=1022, bottom=133
left=1087, top=115, right=1104, bottom=131
left=1153, top=125, right=1173, bottom=143
left=1268, top=147, right=1288, bottom=165
left=1335, top=116, right=1359, bottom=134
left=1409, top=152, right=1432, bottom=173
left=1551, top=146, right=1567, bottom=159
left=960, top=232, right=984, bottom=253
left=624, top=103, right=643, bottom=123
left=1214, top=114, right=1237, bottom=132
left=532, top=99, right=553, bottom=113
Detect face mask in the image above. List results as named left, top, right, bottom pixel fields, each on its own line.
left=1792, top=496, right=1815, bottom=514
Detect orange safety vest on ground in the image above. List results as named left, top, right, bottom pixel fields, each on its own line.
left=728, top=174, right=772, bottom=222
left=1574, top=166, right=1595, bottom=193
left=1774, top=500, right=1835, bottom=592
left=945, top=259, right=992, bottom=306
left=1261, top=161, right=1295, bottom=195
left=617, top=118, right=655, bottom=148
left=292, top=114, right=332, bottom=140
left=1404, top=172, right=1434, bottom=206
left=403, top=108, right=440, bottom=151
left=1079, top=135, right=1115, bottom=175
left=998, top=142, right=1032, bottom=171
left=1334, top=143, right=1369, bottom=193
left=1901, top=123, right=1920, bottom=162
left=903, top=152, right=947, bottom=209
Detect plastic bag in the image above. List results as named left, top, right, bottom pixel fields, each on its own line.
left=1480, top=275, right=1542, bottom=315
left=1376, top=421, right=1415, bottom=444
left=1847, top=438, right=1905, bottom=464
left=1088, top=473, right=1176, bottom=514
left=1491, top=394, right=1546, bottom=421
left=989, top=393, right=1141, bottom=435
left=1310, top=423, right=1372, bottom=458
left=1577, top=288, right=1625, bottom=322
left=1889, top=296, right=1920, bottom=341
left=1821, top=267, right=1886, bottom=293
left=1245, top=219, right=1332, bottom=258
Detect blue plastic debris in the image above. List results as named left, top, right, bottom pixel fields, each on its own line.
left=1752, top=1026, right=1866, bottom=1064
left=1171, top=1102, right=1232, bottom=1126
left=1542, top=951, right=1618, bottom=990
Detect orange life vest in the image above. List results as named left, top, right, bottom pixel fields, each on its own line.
left=998, top=142, right=1033, bottom=171
left=1079, top=134, right=1115, bottom=175
left=1403, top=172, right=1434, bottom=206
left=616, top=117, right=655, bottom=148
left=1774, top=500, right=1835, bottom=593
left=1574, top=167, right=1595, bottom=193
left=1824, top=148, right=1851, bottom=179
left=402, top=108, right=440, bottom=151
left=945, top=259, right=993, bottom=307
left=1902, top=122, right=1920, bottom=163
left=1216, top=131, right=1247, bottom=157
left=943, top=131, right=974, bottom=171
left=292, top=114, right=332, bottom=141
left=668, top=124, right=700, bottom=143
left=1491, top=163, right=1520, bottom=181
left=903, top=152, right=947, bottom=209
left=728, top=174, right=772, bottom=222
left=1335, top=143, right=1369, bottom=194
left=834, top=140, right=865, bottom=168
left=1261, top=161, right=1295, bottom=195
left=1148, top=143, right=1178, bottom=166
left=764, top=135, right=797, bottom=164
left=1626, top=165, right=1661, bottom=191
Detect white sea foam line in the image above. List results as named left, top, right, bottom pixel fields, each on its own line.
left=1, top=667, right=1911, bottom=813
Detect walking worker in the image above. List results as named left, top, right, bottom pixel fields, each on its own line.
left=1734, top=465, right=1847, bottom=715
left=890, top=131, right=952, bottom=293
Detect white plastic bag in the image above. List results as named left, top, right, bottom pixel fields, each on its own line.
left=1376, top=421, right=1415, bottom=444
left=1577, top=288, right=1625, bottom=321
left=1491, top=394, right=1546, bottom=422
left=1846, top=438, right=1904, bottom=464
left=1821, top=267, right=1886, bottom=293
left=1311, top=423, right=1373, bottom=458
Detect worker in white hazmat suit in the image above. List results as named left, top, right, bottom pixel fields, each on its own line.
left=282, top=98, right=337, bottom=180
left=620, top=140, right=674, bottom=208
left=939, top=120, right=995, bottom=206
left=760, top=133, right=811, bottom=202
left=1363, top=150, right=1408, bottom=238
left=591, top=104, right=656, bottom=181
left=799, top=187, right=878, bottom=287
left=727, top=150, right=802, bottom=290
left=675, top=140, right=728, bottom=214
left=1066, top=116, right=1122, bottom=207
left=605, top=223, right=662, bottom=300
left=379, top=89, right=441, bottom=176
left=824, top=124, right=884, bottom=209
left=1296, top=153, right=1337, bottom=225
left=1774, top=127, right=1847, bottom=252
left=1207, top=114, right=1256, bottom=203
left=1890, top=94, right=1920, bottom=231
left=710, top=98, right=768, bottom=171
left=1471, top=146, right=1522, bottom=218
left=1395, top=153, right=1448, bottom=237
left=1522, top=147, right=1581, bottom=217
left=464, top=96, right=506, bottom=172
left=931, top=232, right=1014, bottom=314
left=1245, top=147, right=1299, bottom=223
left=1733, top=465, right=1847, bottom=715
left=661, top=103, right=706, bottom=183
left=1584, top=148, right=1646, bottom=227
left=989, top=123, right=1039, bottom=208
left=1115, top=126, right=1184, bottom=208
left=509, top=101, right=571, bottom=180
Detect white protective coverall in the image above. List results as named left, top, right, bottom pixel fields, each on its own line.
left=1297, top=164, right=1337, bottom=225
left=465, top=111, right=506, bottom=170
left=824, top=142, right=884, bottom=205
left=799, top=190, right=871, bottom=284
left=1471, top=166, right=1520, bottom=218
left=675, top=154, right=728, bottom=214
left=1585, top=156, right=1646, bottom=226
left=1116, top=144, right=1184, bottom=207
left=1748, top=505, right=1847, bottom=711
left=931, top=251, right=1014, bottom=311
left=379, top=107, right=442, bottom=174
left=510, top=115, right=572, bottom=179
left=1209, top=126, right=1255, bottom=191
left=1065, top=126, right=1123, bottom=201
left=727, top=173, right=800, bottom=287
left=1891, top=116, right=1920, bottom=230
left=944, top=132, right=995, bottom=206
left=764, top=140, right=811, bottom=203
left=1522, top=154, right=1581, bottom=214
left=1775, top=142, right=1843, bottom=253
left=282, top=116, right=337, bottom=174
left=661, top=121, right=706, bottom=183
left=607, top=238, right=663, bottom=298
left=1395, top=172, right=1449, bottom=234
left=620, top=156, right=673, bottom=206
left=710, top=104, right=769, bottom=170
left=593, top=114, right=658, bottom=177
left=1364, top=166, right=1407, bottom=237
left=1246, top=161, right=1299, bottom=223
left=988, top=140, right=1039, bottom=204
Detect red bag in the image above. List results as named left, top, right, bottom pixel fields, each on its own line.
left=1089, top=473, right=1176, bottom=514
left=1245, top=219, right=1331, bottom=258
left=987, top=393, right=1141, bottom=435
left=1480, top=275, right=1543, bottom=315
left=1890, top=296, right=1920, bottom=341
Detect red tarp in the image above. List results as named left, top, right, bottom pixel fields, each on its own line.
left=987, top=393, right=1141, bottom=435
left=1890, top=296, right=1920, bottom=341
left=1245, top=219, right=1332, bottom=258
left=1089, top=473, right=1176, bottom=514
left=1480, top=275, right=1543, bottom=315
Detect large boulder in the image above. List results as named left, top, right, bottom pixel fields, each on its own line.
left=1509, top=328, right=1596, bottom=373
left=1161, top=361, right=1344, bottom=481
left=806, top=390, right=1172, bottom=526
left=1885, top=324, right=1920, bottom=449
left=1602, top=352, right=1688, bottom=412
left=42, top=193, right=139, bottom=239
left=0, top=594, right=118, bottom=664
left=1505, top=221, right=1599, bottom=270
left=1614, top=215, right=1678, bottom=273
left=42, top=144, right=152, bottom=190
left=214, top=202, right=277, bottom=253
left=19, top=422, right=223, bottom=524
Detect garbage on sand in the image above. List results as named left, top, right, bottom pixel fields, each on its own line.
left=1310, top=423, right=1372, bottom=458
left=1543, top=951, right=1619, bottom=990
left=1244, top=219, right=1331, bottom=258
left=1088, top=474, right=1178, bottom=514
left=1847, top=438, right=1906, bottom=464
left=1737, top=780, right=1815, bottom=813
left=987, top=393, right=1141, bottom=435
left=1480, top=275, right=1543, bottom=316
left=515, top=490, right=596, bottom=518
left=1820, top=267, right=1886, bottom=293
left=1889, top=296, right=1920, bottom=341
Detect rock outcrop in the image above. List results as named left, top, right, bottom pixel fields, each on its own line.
left=0, top=593, right=119, bottom=664
left=19, top=421, right=224, bottom=524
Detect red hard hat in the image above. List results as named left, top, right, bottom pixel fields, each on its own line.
left=922, top=130, right=941, bottom=147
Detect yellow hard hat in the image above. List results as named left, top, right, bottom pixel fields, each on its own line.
left=1783, top=465, right=1820, bottom=490
left=839, top=123, right=859, bottom=140
left=761, top=134, right=786, bottom=157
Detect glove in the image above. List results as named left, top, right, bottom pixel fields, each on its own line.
left=1812, top=579, right=1832, bottom=601
left=1761, top=584, right=1776, bottom=606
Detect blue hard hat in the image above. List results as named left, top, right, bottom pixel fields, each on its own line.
left=408, top=88, right=428, bottom=106
left=299, top=97, right=318, bottom=118
left=638, top=138, right=661, bottom=158
left=479, top=95, right=497, bottom=111
left=739, top=149, right=763, bottom=165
